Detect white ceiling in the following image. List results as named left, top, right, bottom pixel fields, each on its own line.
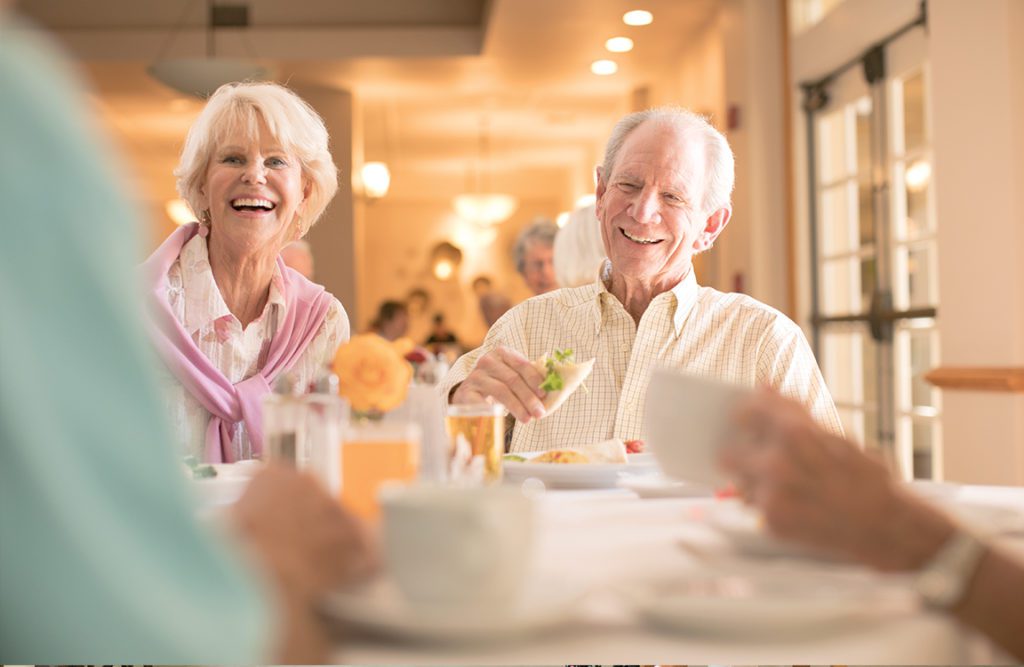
left=17, top=0, right=721, bottom=208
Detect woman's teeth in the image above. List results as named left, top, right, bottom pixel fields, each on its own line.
left=231, top=198, right=275, bottom=211
left=622, top=229, right=659, bottom=244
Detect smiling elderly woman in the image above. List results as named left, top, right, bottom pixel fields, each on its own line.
left=142, top=81, right=348, bottom=463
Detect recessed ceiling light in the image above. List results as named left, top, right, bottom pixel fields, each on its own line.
left=605, top=36, right=634, bottom=53
left=591, top=59, right=618, bottom=76
left=623, top=10, right=653, bottom=26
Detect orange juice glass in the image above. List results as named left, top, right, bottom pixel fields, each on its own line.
left=340, top=421, right=420, bottom=520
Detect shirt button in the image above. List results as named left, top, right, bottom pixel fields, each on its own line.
left=620, top=343, right=629, bottom=352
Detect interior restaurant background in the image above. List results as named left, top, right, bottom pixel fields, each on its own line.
left=18, top=0, right=1023, bottom=484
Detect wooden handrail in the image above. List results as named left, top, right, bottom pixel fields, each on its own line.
left=924, top=367, right=1024, bottom=393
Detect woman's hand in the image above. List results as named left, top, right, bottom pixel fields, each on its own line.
left=230, top=465, right=378, bottom=661
left=718, top=388, right=953, bottom=570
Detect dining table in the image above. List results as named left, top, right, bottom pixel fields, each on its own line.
left=317, top=479, right=1024, bottom=665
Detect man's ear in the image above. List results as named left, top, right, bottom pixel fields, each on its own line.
left=694, top=207, right=731, bottom=251
left=594, top=166, right=607, bottom=214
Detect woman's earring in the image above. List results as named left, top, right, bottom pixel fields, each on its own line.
left=199, top=209, right=211, bottom=237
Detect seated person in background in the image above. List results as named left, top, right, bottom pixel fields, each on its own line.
left=514, top=218, right=559, bottom=296
left=142, top=81, right=349, bottom=463
left=441, top=107, right=840, bottom=453
left=424, top=312, right=461, bottom=353
left=553, top=203, right=607, bottom=288
left=280, top=239, right=315, bottom=280
left=719, top=389, right=1024, bottom=661
left=370, top=299, right=410, bottom=342
left=0, top=15, right=372, bottom=662
left=479, top=290, right=513, bottom=328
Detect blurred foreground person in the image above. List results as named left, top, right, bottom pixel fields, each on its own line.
left=143, top=81, right=349, bottom=463
left=513, top=218, right=559, bottom=295
left=0, top=14, right=373, bottom=663
left=719, top=389, right=1024, bottom=661
left=281, top=239, right=315, bottom=279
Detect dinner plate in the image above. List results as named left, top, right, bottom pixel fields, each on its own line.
left=323, top=575, right=585, bottom=644
left=503, top=453, right=658, bottom=489
left=625, top=569, right=914, bottom=639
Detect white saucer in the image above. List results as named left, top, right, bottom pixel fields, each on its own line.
left=618, top=473, right=714, bottom=498
left=625, top=570, right=914, bottom=639
left=323, top=575, right=586, bottom=644
left=704, top=500, right=828, bottom=559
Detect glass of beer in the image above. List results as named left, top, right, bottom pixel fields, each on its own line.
left=340, top=420, right=421, bottom=521
left=445, top=403, right=506, bottom=485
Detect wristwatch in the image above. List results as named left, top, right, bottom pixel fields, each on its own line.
left=913, top=527, right=988, bottom=609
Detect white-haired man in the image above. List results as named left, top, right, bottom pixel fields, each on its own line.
left=440, top=108, right=841, bottom=453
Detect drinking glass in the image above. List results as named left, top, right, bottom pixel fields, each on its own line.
left=445, top=403, right=506, bottom=485
left=340, top=420, right=421, bottom=520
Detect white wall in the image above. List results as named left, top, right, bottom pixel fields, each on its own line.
left=928, top=0, right=1024, bottom=484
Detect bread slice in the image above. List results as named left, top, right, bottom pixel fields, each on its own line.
left=532, top=355, right=595, bottom=417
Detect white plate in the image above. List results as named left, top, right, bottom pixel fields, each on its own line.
left=323, top=576, right=585, bottom=644
left=626, top=570, right=914, bottom=639
left=618, top=473, right=714, bottom=498
left=503, top=455, right=658, bottom=489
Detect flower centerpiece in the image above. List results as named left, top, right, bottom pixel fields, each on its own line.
left=332, top=334, right=413, bottom=418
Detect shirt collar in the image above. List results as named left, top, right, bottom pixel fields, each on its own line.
left=179, top=234, right=287, bottom=334
left=595, top=259, right=699, bottom=336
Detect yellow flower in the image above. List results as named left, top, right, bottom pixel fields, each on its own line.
left=332, top=334, right=412, bottom=413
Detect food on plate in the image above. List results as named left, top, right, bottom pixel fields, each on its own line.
left=503, top=454, right=527, bottom=463
left=624, top=439, right=645, bottom=454
left=525, top=438, right=629, bottom=465
left=533, top=349, right=595, bottom=417
left=531, top=449, right=592, bottom=464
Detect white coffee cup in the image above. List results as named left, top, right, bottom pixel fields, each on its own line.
left=379, top=484, right=534, bottom=611
left=644, top=368, right=751, bottom=486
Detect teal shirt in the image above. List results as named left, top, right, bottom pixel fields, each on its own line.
left=0, top=16, right=271, bottom=663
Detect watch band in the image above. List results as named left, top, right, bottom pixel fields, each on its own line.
left=914, top=527, right=988, bottom=609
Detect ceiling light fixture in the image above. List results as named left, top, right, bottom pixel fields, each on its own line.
left=591, top=59, right=618, bottom=76
left=148, top=1, right=267, bottom=98
left=605, top=37, right=634, bottom=53
left=453, top=115, right=519, bottom=226
left=623, top=10, right=654, bottom=26
left=360, top=161, right=391, bottom=200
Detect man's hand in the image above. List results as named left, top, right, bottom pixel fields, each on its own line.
left=452, top=346, right=547, bottom=422
left=230, top=465, right=378, bottom=661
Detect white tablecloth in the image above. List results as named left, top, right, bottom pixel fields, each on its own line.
left=330, top=483, right=1024, bottom=664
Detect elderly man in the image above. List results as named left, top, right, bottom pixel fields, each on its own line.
left=441, top=107, right=840, bottom=453
left=513, top=218, right=558, bottom=295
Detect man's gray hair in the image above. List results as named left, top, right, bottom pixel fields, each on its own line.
left=513, top=218, right=558, bottom=274
left=600, top=107, right=734, bottom=214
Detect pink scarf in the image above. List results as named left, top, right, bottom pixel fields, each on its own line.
left=142, top=222, right=333, bottom=462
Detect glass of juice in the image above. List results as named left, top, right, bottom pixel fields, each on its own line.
left=340, top=420, right=421, bottom=521
left=445, top=403, right=506, bottom=485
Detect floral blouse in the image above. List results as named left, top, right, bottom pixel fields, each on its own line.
left=158, top=234, right=349, bottom=459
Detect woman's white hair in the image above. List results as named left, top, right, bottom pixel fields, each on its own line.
left=600, top=106, right=734, bottom=215
left=174, top=81, right=339, bottom=237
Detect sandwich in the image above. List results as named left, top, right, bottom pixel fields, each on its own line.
left=533, top=348, right=595, bottom=417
